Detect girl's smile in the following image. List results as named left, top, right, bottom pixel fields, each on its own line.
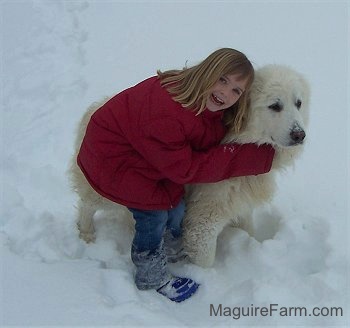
left=206, top=74, right=248, bottom=112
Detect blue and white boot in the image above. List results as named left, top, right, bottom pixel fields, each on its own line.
left=157, top=277, right=199, bottom=302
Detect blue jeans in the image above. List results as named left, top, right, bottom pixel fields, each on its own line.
left=128, top=199, right=185, bottom=289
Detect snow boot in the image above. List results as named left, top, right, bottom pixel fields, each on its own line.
left=131, top=240, right=172, bottom=290
left=157, top=277, right=199, bottom=302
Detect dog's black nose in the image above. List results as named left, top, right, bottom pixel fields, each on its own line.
left=290, top=129, right=306, bottom=143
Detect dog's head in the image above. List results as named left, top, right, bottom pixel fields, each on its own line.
left=227, top=65, right=310, bottom=149
left=249, top=65, right=310, bottom=148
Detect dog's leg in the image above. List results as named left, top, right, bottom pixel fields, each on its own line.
left=183, top=211, right=227, bottom=268
left=77, top=199, right=97, bottom=243
left=239, top=214, right=254, bottom=237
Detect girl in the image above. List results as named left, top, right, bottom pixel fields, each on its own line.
left=77, top=48, right=275, bottom=302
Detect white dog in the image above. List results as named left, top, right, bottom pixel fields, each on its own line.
left=69, top=65, right=310, bottom=269
left=183, top=65, right=310, bottom=267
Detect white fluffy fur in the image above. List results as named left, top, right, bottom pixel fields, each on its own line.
left=183, top=65, right=310, bottom=267
left=69, top=65, right=310, bottom=268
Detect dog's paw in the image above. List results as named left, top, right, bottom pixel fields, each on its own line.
left=185, top=247, right=215, bottom=268
left=189, top=253, right=215, bottom=268
left=77, top=220, right=96, bottom=243
left=78, top=231, right=96, bottom=243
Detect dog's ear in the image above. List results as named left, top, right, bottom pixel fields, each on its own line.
left=249, top=70, right=265, bottom=103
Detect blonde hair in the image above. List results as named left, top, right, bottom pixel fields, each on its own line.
left=157, top=48, right=254, bottom=133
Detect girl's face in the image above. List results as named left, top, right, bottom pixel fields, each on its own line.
left=206, top=74, right=248, bottom=112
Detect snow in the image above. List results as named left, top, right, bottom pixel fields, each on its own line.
left=1, top=0, right=349, bottom=327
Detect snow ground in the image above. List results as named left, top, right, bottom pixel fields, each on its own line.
left=1, top=1, right=349, bottom=327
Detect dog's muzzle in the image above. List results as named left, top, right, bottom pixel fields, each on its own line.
left=290, top=123, right=306, bottom=145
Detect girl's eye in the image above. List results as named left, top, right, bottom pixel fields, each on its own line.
left=219, top=77, right=227, bottom=84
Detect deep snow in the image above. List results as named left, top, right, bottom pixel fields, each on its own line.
left=1, top=1, right=349, bottom=327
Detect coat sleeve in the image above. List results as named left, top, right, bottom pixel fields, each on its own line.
left=133, top=117, right=275, bottom=184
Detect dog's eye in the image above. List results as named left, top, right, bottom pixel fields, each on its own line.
left=268, top=103, right=283, bottom=112
left=295, top=99, right=302, bottom=109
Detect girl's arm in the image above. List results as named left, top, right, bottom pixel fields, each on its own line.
left=134, top=117, right=275, bottom=184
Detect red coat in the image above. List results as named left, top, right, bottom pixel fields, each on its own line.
left=77, top=76, right=274, bottom=210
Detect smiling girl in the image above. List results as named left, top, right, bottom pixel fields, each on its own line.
left=77, top=48, right=275, bottom=302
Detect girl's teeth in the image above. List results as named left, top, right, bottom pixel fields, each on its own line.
left=212, top=94, right=224, bottom=105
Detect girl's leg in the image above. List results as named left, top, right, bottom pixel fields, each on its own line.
left=166, top=199, right=185, bottom=238
left=129, top=208, right=171, bottom=290
left=165, top=199, right=186, bottom=262
left=129, top=204, right=200, bottom=302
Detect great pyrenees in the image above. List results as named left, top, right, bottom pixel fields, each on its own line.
left=183, top=65, right=310, bottom=267
left=69, top=65, right=310, bottom=268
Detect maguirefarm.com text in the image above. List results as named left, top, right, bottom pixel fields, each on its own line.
left=209, top=303, right=343, bottom=320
